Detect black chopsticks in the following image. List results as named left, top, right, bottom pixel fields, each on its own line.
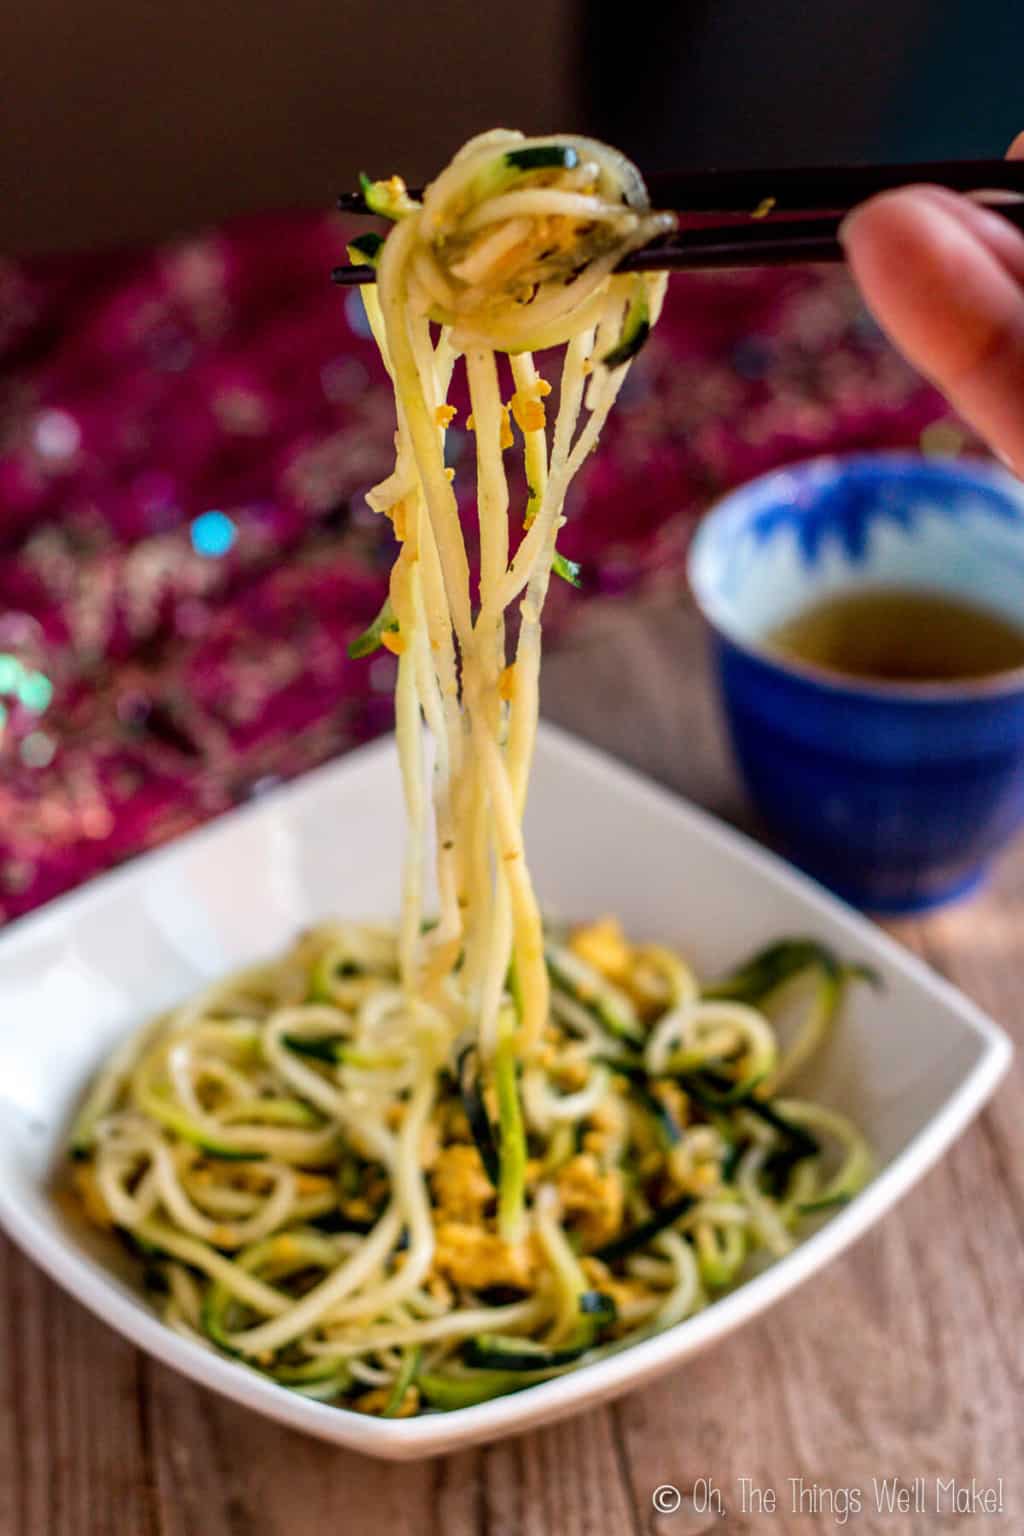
left=331, top=158, right=1024, bottom=284
left=338, top=158, right=1024, bottom=216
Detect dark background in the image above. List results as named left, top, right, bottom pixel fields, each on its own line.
left=583, top=0, right=1022, bottom=170
left=1, top=0, right=1020, bottom=252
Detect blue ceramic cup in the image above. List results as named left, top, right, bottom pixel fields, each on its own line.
left=688, top=453, right=1024, bottom=913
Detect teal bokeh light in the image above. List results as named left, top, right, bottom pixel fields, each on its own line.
left=0, top=655, right=22, bottom=693
left=19, top=672, right=53, bottom=712
left=190, top=511, right=237, bottom=558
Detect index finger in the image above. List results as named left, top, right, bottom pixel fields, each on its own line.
left=840, top=167, right=1024, bottom=474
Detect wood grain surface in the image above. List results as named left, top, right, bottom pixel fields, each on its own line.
left=2, top=595, right=1021, bottom=1536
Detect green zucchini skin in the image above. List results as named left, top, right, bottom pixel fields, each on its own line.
left=347, top=231, right=385, bottom=268
left=463, top=1335, right=586, bottom=1371
left=457, top=1044, right=501, bottom=1186
left=417, top=1368, right=546, bottom=1411
left=347, top=596, right=398, bottom=660
left=463, top=143, right=583, bottom=220
left=578, top=1288, right=616, bottom=1319
left=702, top=937, right=880, bottom=1004
left=462, top=1289, right=616, bottom=1370
left=634, top=1082, right=684, bottom=1149
left=142, top=1098, right=264, bottom=1160
left=682, top=1070, right=820, bottom=1161
left=358, top=172, right=417, bottom=220
left=602, top=319, right=649, bottom=370
left=551, top=551, right=583, bottom=588
left=494, top=1023, right=527, bottom=1241
left=695, top=1221, right=747, bottom=1289
left=599, top=1056, right=683, bottom=1149
left=797, top=1192, right=851, bottom=1215
left=281, top=1370, right=352, bottom=1402
left=382, top=1346, right=422, bottom=1416
left=741, top=1097, right=820, bottom=1160
left=602, top=280, right=650, bottom=369
left=68, top=1127, right=98, bottom=1161
left=283, top=1033, right=405, bottom=1072
left=504, top=145, right=579, bottom=173
left=283, top=1033, right=346, bottom=1064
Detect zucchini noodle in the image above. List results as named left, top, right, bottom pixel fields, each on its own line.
left=68, top=131, right=874, bottom=1419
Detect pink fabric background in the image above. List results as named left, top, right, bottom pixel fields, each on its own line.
left=0, top=210, right=979, bottom=923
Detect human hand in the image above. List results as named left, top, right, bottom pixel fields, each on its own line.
left=840, top=134, right=1024, bottom=476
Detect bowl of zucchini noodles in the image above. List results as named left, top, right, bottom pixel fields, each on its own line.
left=66, top=916, right=874, bottom=1418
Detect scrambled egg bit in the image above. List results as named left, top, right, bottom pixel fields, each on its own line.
left=71, top=1164, right=113, bottom=1228
left=430, top=1144, right=494, bottom=1223
left=580, top=1095, right=627, bottom=1161
left=555, top=1153, right=624, bottom=1250
left=508, top=379, right=551, bottom=435
left=432, top=1223, right=538, bottom=1291
left=569, top=919, right=697, bottom=1018
left=569, top=917, right=632, bottom=986
left=652, top=1080, right=689, bottom=1129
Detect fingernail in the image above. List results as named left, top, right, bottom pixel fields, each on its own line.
left=838, top=187, right=934, bottom=250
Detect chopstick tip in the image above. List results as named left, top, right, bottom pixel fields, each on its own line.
left=331, top=265, right=374, bottom=286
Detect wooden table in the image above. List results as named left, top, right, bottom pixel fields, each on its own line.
left=3, top=596, right=1022, bottom=1536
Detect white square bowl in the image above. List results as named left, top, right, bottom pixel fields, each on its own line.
left=0, top=724, right=1011, bottom=1459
